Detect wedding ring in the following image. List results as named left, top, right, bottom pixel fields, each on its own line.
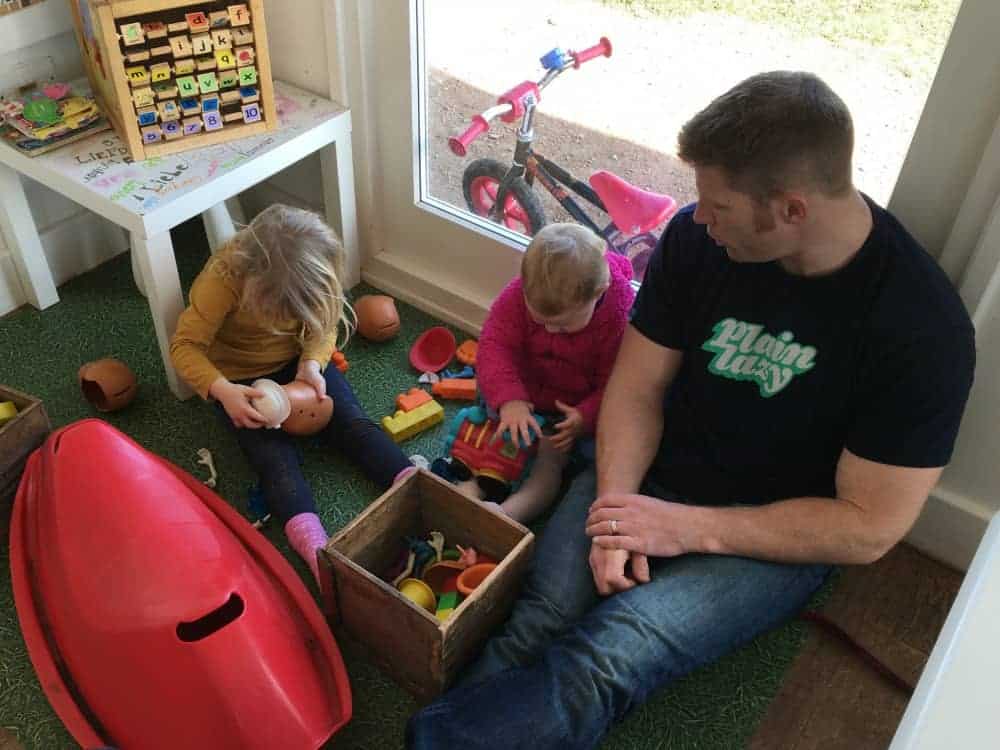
left=610, top=519, right=619, bottom=535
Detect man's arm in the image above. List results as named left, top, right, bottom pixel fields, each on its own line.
left=596, top=325, right=684, bottom=495
left=588, top=447, right=941, bottom=565
left=590, top=326, right=684, bottom=595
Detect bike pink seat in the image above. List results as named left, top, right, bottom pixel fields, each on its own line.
left=588, top=170, right=678, bottom=236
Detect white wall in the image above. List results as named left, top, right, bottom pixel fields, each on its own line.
left=238, top=0, right=341, bottom=222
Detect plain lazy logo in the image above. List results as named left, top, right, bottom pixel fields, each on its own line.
left=701, top=318, right=816, bottom=397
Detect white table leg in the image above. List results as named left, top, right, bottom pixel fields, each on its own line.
left=202, top=201, right=238, bottom=252
left=130, top=229, right=193, bottom=400
left=131, top=244, right=147, bottom=297
left=321, top=126, right=360, bottom=288
left=0, top=161, right=59, bottom=309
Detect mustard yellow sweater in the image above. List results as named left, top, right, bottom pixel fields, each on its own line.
left=169, top=243, right=336, bottom=399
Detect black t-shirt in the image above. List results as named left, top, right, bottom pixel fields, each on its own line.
left=630, top=197, right=975, bottom=505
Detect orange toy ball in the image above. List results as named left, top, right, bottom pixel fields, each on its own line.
left=281, top=380, right=334, bottom=436
left=78, top=358, right=138, bottom=412
left=355, top=294, right=401, bottom=342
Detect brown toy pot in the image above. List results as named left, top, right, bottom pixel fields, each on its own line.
left=78, top=358, right=138, bottom=412
left=281, top=380, right=334, bottom=435
left=355, top=294, right=401, bottom=342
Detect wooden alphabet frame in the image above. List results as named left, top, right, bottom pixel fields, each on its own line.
left=69, top=0, right=277, bottom=159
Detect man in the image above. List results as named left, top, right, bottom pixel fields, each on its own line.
left=407, top=71, right=975, bottom=750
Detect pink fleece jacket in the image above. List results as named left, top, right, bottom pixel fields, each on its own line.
left=477, top=252, right=635, bottom=434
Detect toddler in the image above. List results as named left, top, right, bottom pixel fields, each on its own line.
left=170, top=204, right=414, bottom=583
left=476, top=222, right=635, bottom=523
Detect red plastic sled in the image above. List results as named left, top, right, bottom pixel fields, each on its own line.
left=9, top=419, right=351, bottom=750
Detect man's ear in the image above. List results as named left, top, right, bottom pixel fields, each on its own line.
left=782, top=194, right=808, bottom=224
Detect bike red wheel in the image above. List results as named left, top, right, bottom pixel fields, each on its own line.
left=462, top=158, right=546, bottom=236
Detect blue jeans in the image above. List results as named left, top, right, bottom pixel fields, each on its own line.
left=216, top=359, right=410, bottom=524
left=406, top=466, right=831, bottom=750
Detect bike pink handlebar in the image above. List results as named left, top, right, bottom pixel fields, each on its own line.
left=570, top=37, right=612, bottom=67
left=449, top=115, right=489, bottom=157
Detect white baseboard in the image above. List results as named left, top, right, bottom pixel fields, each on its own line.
left=362, top=250, right=492, bottom=337
left=906, top=484, right=994, bottom=571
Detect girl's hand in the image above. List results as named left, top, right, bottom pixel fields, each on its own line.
left=551, top=400, right=583, bottom=452
left=210, top=378, right=267, bottom=429
left=495, top=400, right=541, bottom=448
left=296, top=359, right=326, bottom=400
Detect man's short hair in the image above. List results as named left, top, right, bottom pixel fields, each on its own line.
left=677, top=71, right=854, bottom=201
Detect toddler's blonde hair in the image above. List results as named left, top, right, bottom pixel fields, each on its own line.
left=230, top=204, right=355, bottom=348
left=521, top=223, right=609, bottom=317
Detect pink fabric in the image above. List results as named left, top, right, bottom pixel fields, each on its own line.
left=393, top=465, right=417, bottom=484
left=477, top=252, right=635, bottom=434
left=284, top=512, right=328, bottom=583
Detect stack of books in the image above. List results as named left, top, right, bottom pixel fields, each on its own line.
left=0, top=80, right=108, bottom=156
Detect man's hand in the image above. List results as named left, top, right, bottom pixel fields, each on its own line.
left=210, top=378, right=266, bottom=429
left=496, top=399, right=541, bottom=447
left=296, top=359, right=326, bottom=400
left=589, top=543, right=650, bottom=595
left=550, top=399, right=584, bottom=452
left=586, top=493, right=701, bottom=558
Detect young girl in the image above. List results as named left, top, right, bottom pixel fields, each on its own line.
left=476, top=222, right=635, bottom=523
left=170, top=204, right=413, bottom=583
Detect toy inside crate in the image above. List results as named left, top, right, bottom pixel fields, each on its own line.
left=320, top=470, right=535, bottom=701
left=69, top=0, right=277, bottom=159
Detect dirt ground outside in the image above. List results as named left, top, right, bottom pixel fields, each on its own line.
left=424, top=0, right=951, bottom=239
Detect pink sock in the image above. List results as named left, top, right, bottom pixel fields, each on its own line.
left=393, top=465, right=417, bottom=484
left=284, top=512, right=328, bottom=583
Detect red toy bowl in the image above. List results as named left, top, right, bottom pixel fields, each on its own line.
left=409, top=326, right=457, bottom=373
left=9, top=420, right=352, bottom=750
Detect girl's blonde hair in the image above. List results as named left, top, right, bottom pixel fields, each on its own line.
left=230, top=204, right=355, bottom=348
left=521, top=223, right=609, bottom=317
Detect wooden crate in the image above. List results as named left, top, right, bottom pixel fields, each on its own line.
left=0, top=385, right=51, bottom=510
left=69, top=0, right=277, bottom=160
left=320, top=470, right=535, bottom=703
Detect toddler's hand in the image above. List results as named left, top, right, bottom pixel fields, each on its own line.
left=496, top=400, right=541, bottom=448
left=211, top=378, right=266, bottom=429
left=551, top=400, right=583, bottom=452
left=296, top=359, right=326, bottom=400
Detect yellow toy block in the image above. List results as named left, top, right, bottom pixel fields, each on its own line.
left=132, top=86, right=155, bottom=108
left=126, top=65, right=149, bottom=87
left=150, top=62, right=172, bottom=83
left=381, top=399, right=444, bottom=443
left=215, top=48, right=236, bottom=70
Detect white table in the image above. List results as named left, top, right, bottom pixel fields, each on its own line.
left=0, top=80, right=357, bottom=399
left=889, top=512, right=1000, bottom=749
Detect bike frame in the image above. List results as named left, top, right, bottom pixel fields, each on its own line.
left=493, top=92, right=608, bottom=237
left=493, top=90, right=656, bottom=255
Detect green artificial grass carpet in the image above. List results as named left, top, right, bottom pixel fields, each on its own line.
left=0, top=219, right=816, bottom=749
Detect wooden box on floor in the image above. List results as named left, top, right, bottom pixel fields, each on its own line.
left=320, top=470, right=534, bottom=702
left=0, top=385, right=51, bottom=510
left=69, top=0, right=277, bottom=160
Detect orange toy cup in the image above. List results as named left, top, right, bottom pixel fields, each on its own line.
left=455, top=562, right=497, bottom=596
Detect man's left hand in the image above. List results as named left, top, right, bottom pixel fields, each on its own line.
left=296, top=359, right=326, bottom=400
left=586, top=493, right=701, bottom=558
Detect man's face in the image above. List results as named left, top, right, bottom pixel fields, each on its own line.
left=691, top=166, right=787, bottom=263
